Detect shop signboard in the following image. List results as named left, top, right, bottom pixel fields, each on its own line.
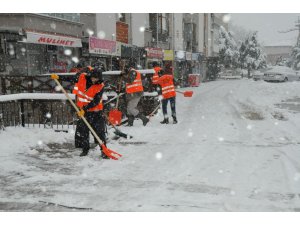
left=26, top=31, right=82, bottom=47
left=145, top=47, right=164, bottom=59
left=163, top=50, right=174, bottom=61
left=192, top=53, right=200, bottom=61
left=186, top=52, right=192, bottom=61
left=89, top=37, right=118, bottom=55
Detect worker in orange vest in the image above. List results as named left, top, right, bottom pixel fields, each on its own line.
left=121, top=61, right=149, bottom=127
left=157, top=71, right=178, bottom=124
left=52, top=66, right=108, bottom=158
left=151, top=61, right=162, bottom=86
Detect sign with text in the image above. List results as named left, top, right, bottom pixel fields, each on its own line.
left=163, top=50, right=174, bottom=61
left=145, top=47, right=164, bottom=59
left=89, top=37, right=118, bottom=55
left=26, top=31, right=82, bottom=47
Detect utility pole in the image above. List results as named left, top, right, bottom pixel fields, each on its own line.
left=156, top=13, right=159, bottom=48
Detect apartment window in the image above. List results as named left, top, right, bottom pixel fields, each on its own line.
left=118, top=13, right=126, bottom=23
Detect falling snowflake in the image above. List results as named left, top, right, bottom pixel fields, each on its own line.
left=246, top=124, right=253, bottom=130
left=37, top=140, right=43, bottom=146
left=274, top=122, right=279, bottom=126
left=201, top=115, right=205, bottom=119
left=72, top=57, right=79, bottom=63
left=21, top=48, right=26, bottom=53
left=294, top=173, right=300, bottom=181
left=97, top=31, right=106, bottom=39
left=55, top=86, right=62, bottom=92
left=86, top=28, right=94, bottom=36
left=50, top=23, right=56, bottom=30
left=188, top=129, right=193, bottom=137
left=9, top=49, right=15, bottom=56
left=222, top=14, right=231, bottom=23
left=139, top=26, right=145, bottom=32
left=46, top=113, right=51, bottom=119
left=218, top=137, right=224, bottom=142
left=64, top=49, right=72, bottom=56
left=155, top=152, right=162, bottom=160
left=230, top=190, right=236, bottom=196
left=218, top=169, right=224, bottom=174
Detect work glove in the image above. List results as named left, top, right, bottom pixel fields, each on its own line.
left=102, top=93, right=108, bottom=101
left=77, top=108, right=85, bottom=117
left=51, top=74, right=59, bottom=80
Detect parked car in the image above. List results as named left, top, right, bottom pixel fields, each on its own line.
left=253, top=67, right=271, bottom=81
left=263, top=66, right=300, bottom=82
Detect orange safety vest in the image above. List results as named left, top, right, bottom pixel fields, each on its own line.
left=73, top=74, right=104, bottom=111
left=158, top=74, right=176, bottom=99
left=152, top=66, right=162, bottom=84
left=126, top=69, right=144, bottom=94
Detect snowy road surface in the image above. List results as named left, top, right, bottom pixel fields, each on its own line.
left=1, top=79, right=300, bottom=211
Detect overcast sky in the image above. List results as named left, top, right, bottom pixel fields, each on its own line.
left=230, top=14, right=300, bottom=46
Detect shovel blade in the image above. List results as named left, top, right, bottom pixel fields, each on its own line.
left=183, top=91, right=193, bottom=97
left=101, top=144, right=122, bottom=160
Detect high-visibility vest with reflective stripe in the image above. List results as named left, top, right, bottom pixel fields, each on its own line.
left=126, top=69, right=143, bottom=94
left=74, top=74, right=104, bottom=111
left=152, top=66, right=162, bottom=84
left=158, top=74, right=176, bottom=99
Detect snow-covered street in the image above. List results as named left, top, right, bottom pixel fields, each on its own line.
left=1, top=79, right=300, bottom=211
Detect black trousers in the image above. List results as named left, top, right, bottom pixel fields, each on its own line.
left=161, top=97, right=176, bottom=118
left=75, top=111, right=106, bottom=151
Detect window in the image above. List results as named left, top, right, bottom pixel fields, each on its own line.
left=118, top=13, right=126, bottom=23
left=41, top=13, right=80, bottom=23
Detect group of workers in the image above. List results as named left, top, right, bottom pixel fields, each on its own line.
left=51, top=60, right=178, bottom=158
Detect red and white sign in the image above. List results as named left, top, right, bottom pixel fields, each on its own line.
left=89, top=37, right=118, bottom=55
left=145, top=47, right=164, bottom=59
left=26, top=31, right=82, bottom=47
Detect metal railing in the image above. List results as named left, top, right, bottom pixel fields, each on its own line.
left=0, top=97, right=77, bottom=130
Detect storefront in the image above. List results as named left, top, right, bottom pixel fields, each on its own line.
left=145, top=47, right=164, bottom=69
left=25, top=30, right=82, bottom=74
left=86, top=37, right=121, bottom=71
left=121, top=44, right=146, bottom=69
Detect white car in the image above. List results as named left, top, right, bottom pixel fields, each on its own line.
left=253, top=68, right=271, bottom=81
left=263, top=66, right=300, bottom=82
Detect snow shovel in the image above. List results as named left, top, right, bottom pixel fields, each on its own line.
left=104, top=114, right=133, bottom=139
left=176, top=90, right=193, bottom=97
left=52, top=76, right=122, bottom=160
left=148, top=101, right=161, bottom=119
left=108, top=77, right=123, bottom=125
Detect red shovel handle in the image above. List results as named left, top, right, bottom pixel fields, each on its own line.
left=101, top=144, right=122, bottom=160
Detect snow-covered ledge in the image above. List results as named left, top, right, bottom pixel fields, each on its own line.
left=0, top=93, right=76, bottom=102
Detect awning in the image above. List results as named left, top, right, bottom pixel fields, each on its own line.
left=26, top=31, right=82, bottom=47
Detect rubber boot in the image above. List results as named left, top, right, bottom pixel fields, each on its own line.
left=126, top=115, right=134, bottom=127
left=80, top=149, right=89, bottom=157
left=172, top=116, right=178, bottom=124
left=137, top=113, right=149, bottom=126
left=160, top=118, right=169, bottom=124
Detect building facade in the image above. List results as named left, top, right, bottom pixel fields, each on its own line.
left=0, top=13, right=228, bottom=83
